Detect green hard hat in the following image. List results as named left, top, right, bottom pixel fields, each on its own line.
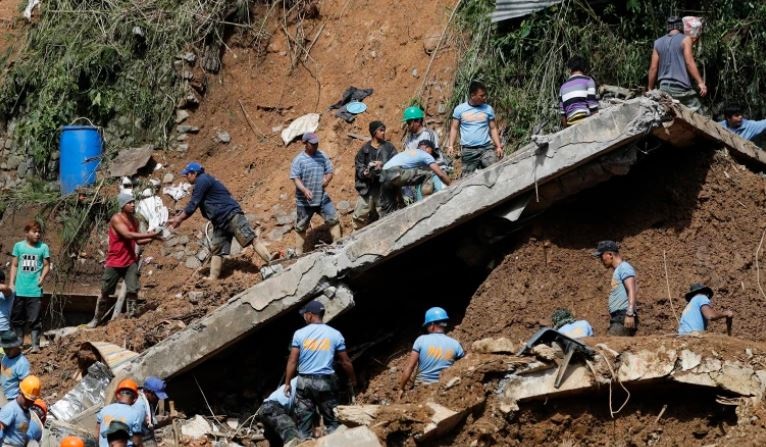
left=551, top=308, right=575, bottom=330
left=402, top=106, right=425, bottom=122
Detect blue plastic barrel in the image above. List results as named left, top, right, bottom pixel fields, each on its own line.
left=59, top=125, right=102, bottom=194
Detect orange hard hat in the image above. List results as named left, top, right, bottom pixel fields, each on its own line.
left=32, top=398, right=47, bottom=415
left=116, top=378, right=139, bottom=396
left=19, top=375, right=41, bottom=400
left=60, top=436, right=85, bottom=447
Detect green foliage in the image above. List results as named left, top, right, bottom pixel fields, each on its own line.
left=0, top=0, right=250, bottom=177
left=451, top=0, right=766, bottom=150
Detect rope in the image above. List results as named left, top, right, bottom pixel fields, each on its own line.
left=663, top=250, right=680, bottom=324
left=595, top=346, right=631, bottom=418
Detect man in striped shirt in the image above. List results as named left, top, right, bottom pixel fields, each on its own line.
left=559, top=56, right=598, bottom=127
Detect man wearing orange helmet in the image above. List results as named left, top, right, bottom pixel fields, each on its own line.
left=0, top=375, right=40, bottom=446
left=96, top=379, right=143, bottom=447
left=60, top=436, right=85, bottom=447
left=27, top=399, right=46, bottom=446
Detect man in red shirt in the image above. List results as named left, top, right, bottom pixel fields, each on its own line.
left=87, top=193, right=161, bottom=327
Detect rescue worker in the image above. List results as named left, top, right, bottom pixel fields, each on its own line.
left=27, top=399, right=46, bottom=446
left=289, top=133, right=342, bottom=255
left=88, top=193, right=161, bottom=327
left=593, top=240, right=638, bottom=336
left=402, top=106, right=440, bottom=151
left=379, top=140, right=451, bottom=215
left=352, top=121, right=397, bottom=230
left=551, top=308, right=593, bottom=338
left=0, top=331, right=30, bottom=406
left=283, top=300, right=356, bottom=439
left=60, top=437, right=85, bottom=447
left=105, top=421, right=131, bottom=447
left=678, top=283, right=734, bottom=335
left=256, top=378, right=300, bottom=446
left=399, top=307, right=464, bottom=396
left=133, top=377, right=169, bottom=447
left=718, top=103, right=766, bottom=143
left=96, top=379, right=143, bottom=447
left=0, top=375, right=41, bottom=447
left=167, top=162, right=273, bottom=280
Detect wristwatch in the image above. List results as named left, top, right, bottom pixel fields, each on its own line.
left=626, top=306, right=635, bottom=317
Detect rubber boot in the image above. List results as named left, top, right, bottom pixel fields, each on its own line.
left=330, top=223, right=342, bottom=242
left=30, top=330, right=40, bottom=353
left=126, top=293, right=138, bottom=317
left=13, top=327, right=23, bottom=345
left=252, top=240, right=273, bottom=263
left=208, top=255, right=223, bottom=281
left=295, top=231, right=307, bottom=256
left=87, top=294, right=107, bottom=328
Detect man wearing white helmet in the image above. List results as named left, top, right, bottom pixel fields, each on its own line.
left=399, top=307, right=464, bottom=396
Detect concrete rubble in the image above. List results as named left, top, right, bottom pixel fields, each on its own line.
left=114, top=96, right=766, bottom=383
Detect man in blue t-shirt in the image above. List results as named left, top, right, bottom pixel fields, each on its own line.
left=0, top=331, right=30, bottom=405
left=379, top=140, right=451, bottom=216
left=551, top=308, right=593, bottom=338
left=399, top=307, right=464, bottom=396
left=0, top=375, right=40, bottom=447
left=289, top=133, right=342, bottom=255
left=256, top=378, right=300, bottom=445
left=718, top=103, right=766, bottom=144
left=678, top=283, right=733, bottom=335
left=283, top=300, right=356, bottom=438
left=96, top=379, right=143, bottom=447
left=447, top=80, right=504, bottom=177
left=593, top=240, right=638, bottom=336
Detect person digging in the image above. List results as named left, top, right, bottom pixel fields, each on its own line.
left=678, top=283, right=734, bottom=335
left=88, top=193, right=162, bottom=328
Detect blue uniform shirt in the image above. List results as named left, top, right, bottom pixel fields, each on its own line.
left=97, top=403, right=143, bottom=447
left=291, top=323, right=346, bottom=375
left=412, top=333, right=465, bottom=383
left=0, top=292, right=14, bottom=332
left=608, top=261, right=636, bottom=314
left=678, top=294, right=711, bottom=335
left=383, top=149, right=436, bottom=170
left=183, top=173, right=242, bottom=228
left=558, top=320, right=594, bottom=338
left=452, top=102, right=496, bottom=147
left=265, top=378, right=298, bottom=410
left=26, top=419, right=41, bottom=443
left=1, top=355, right=30, bottom=400
left=0, top=400, right=30, bottom=447
left=718, top=119, right=766, bottom=142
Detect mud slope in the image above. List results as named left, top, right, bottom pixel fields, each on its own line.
left=456, top=146, right=766, bottom=344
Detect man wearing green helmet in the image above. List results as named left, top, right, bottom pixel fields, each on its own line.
left=551, top=308, right=593, bottom=339
left=399, top=307, right=464, bottom=397
left=402, top=106, right=440, bottom=153
left=447, top=80, right=504, bottom=177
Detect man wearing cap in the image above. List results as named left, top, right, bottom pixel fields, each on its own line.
left=283, top=300, right=356, bottom=438
left=647, top=16, right=707, bottom=113
left=97, top=379, right=143, bottom=447
left=0, top=331, right=30, bottom=406
left=399, top=307, right=464, bottom=396
left=256, top=377, right=300, bottom=445
left=88, top=194, right=161, bottom=327
left=104, top=421, right=131, bottom=447
left=132, top=377, right=168, bottom=447
left=447, top=80, right=504, bottom=177
left=352, top=121, right=398, bottom=230
left=0, top=375, right=41, bottom=447
left=379, top=140, right=452, bottom=215
left=167, top=162, right=273, bottom=280
left=678, top=283, right=734, bottom=335
left=289, top=133, right=342, bottom=255
left=551, top=308, right=593, bottom=339
left=593, top=241, right=638, bottom=336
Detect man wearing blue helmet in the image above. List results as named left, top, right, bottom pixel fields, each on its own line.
left=399, top=307, right=464, bottom=396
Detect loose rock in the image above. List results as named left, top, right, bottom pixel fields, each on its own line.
left=162, top=173, right=174, bottom=184
left=185, top=256, right=202, bottom=269
left=175, top=110, right=191, bottom=124
left=215, top=130, right=231, bottom=144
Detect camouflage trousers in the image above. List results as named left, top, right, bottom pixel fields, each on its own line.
left=257, top=401, right=300, bottom=443
left=294, top=374, right=340, bottom=438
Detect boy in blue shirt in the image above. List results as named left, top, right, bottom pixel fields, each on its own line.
left=593, top=240, right=638, bottom=336
left=0, top=331, right=30, bottom=405
left=447, top=80, right=504, bottom=177
left=283, top=300, right=356, bottom=438
left=9, top=221, right=50, bottom=352
left=399, top=307, right=464, bottom=396
left=551, top=308, right=593, bottom=339
left=678, top=283, right=733, bottom=335
left=256, top=378, right=300, bottom=445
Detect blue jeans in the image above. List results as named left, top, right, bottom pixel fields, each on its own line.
left=295, top=195, right=338, bottom=233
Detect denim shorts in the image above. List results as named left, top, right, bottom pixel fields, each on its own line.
left=296, top=195, right=338, bottom=232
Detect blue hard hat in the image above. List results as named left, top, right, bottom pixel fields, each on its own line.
left=180, top=161, right=204, bottom=175
left=423, top=307, right=449, bottom=326
left=143, top=376, right=168, bottom=400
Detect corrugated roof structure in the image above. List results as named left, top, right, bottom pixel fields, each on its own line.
left=491, top=0, right=563, bottom=22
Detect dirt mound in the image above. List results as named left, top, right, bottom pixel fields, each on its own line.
left=456, top=147, right=766, bottom=344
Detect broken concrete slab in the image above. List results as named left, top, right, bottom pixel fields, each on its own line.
left=471, top=337, right=516, bottom=354
left=314, top=426, right=381, bottom=447
left=107, top=145, right=155, bottom=177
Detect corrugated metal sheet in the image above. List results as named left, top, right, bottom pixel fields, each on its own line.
left=491, top=0, right=563, bottom=23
